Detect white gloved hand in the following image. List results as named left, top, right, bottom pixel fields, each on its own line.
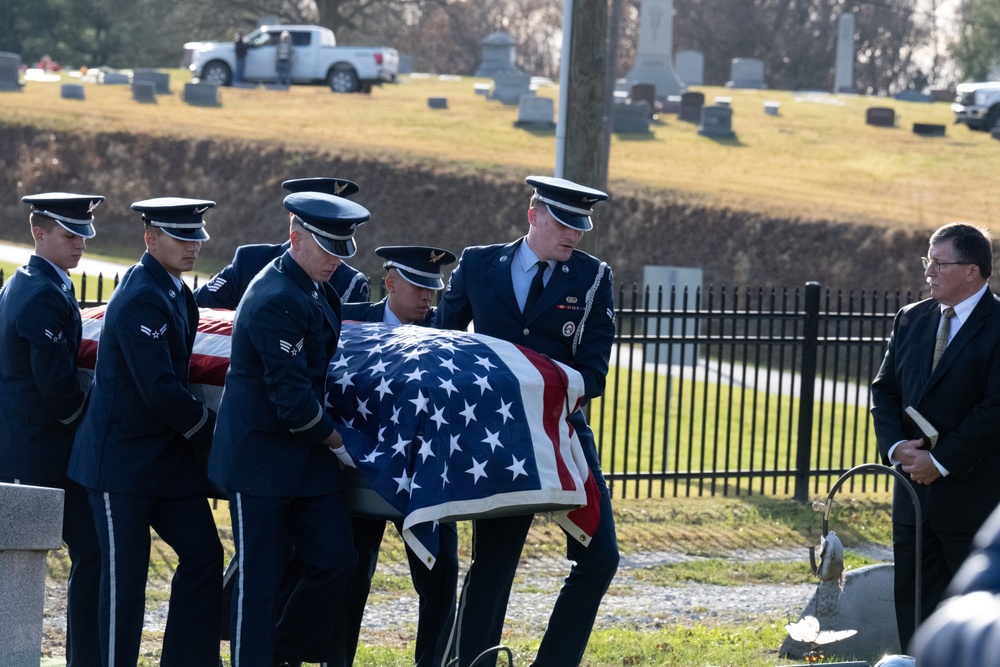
left=330, top=445, right=357, bottom=469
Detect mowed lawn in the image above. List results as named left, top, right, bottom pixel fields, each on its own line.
left=2, top=69, right=998, bottom=230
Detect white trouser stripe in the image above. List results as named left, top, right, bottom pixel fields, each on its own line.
left=234, top=492, right=246, bottom=667
left=102, top=492, right=117, bottom=667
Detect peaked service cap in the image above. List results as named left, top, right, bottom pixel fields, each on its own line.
left=284, top=191, right=371, bottom=258
left=131, top=197, right=214, bottom=242
left=376, top=245, right=456, bottom=290
left=282, top=177, right=361, bottom=199
left=22, top=192, right=105, bottom=239
left=526, top=175, right=608, bottom=231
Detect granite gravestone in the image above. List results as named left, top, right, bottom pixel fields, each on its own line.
left=132, top=81, right=157, bottom=103
left=428, top=97, right=448, bottom=109
left=514, top=95, right=556, bottom=129
left=475, top=32, right=518, bottom=78
left=643, top=266, right=702, bottom=368
left=698, top=105, right=736, bottom=139
left=0, top=52, right=24, bottom=91
left=625, top=0, right=684, bottom=96
left=834, top=13, right=856, bottom=93
left=663, top=95, right=681, bottom=114
left=133, top=69, right=170, bottom=94
left=865, top=107, right=895, bottom=127
left=727, top=58, right=767, bottom=89
left=630, top=83, right=657, bottom=118
left=893, top=90, right=933, bottom=103
left=678, top=91, right=704, bottom=123
left=399, top=54, right=414, bottom=75
left=183, top=81, right=220, bottom=106
left=61, top=84, right=85, bottom=100
left=913, top=122, right=946, bottom=137
left=491, top=70, right=532, bottom=105
left=675, top=50, right=704, bottom=86
left=613, top=102, right=652, bottom=134
left=100, top=71, right=130, bottom=85
left=0, top=483, right=65, bottom=667
left=764, top=101, right=781, bottom=116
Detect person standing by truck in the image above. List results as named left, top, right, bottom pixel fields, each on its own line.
left=233, top=30, right=247, bottom=84
left=276, top=30, right=293, bottom=86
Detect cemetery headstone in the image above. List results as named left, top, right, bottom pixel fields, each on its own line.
left=514, top=95, right=555, bottom=129
left=912, top=123, right=946, bottom=137
left=698, top=105, right=736, bottom=139
left=626, top=0, right=684, bottom=96
left=0, top=52, right=24, bottom=91
left=473, top=82, right=490, bottom=96
left=132, top=68, right=170, bottom=94
left=643, top=266, right=703, bottom=368
left=475, top=32, right=518, bottom=77
left=675, top=50, right=704, bottom=86
left=834, top=13, right=856, bottom=93
left=132, top=81, right=157, bottom=103
left=727, top=58, right=767, bottom=89
left=428, top=97, right=448, bottom=109
left=893, top=90, right=932, bottom=103
left=61, top=83, right=85, bottom=100
left=399, top=54, right=414, bottom=75
left=491, top=70, right=532, bottom=105
left=100, top=71, right=130, bottom=85
left=630, top=83, right=657, bottom=118
left=992, top=127, right=1000, bottom=141
left=0, top=483, right=65, bottom=667
left=678, top=91, right=705, bottom=123
left=764, top=101, right=781, bottom=116
left=714, top=96, right=732, bottom=108
left=613, top=101, right=652, bottom=134
left=183, top=81, right=220, bottom=106
left=663, top=95, right=681, bottom=114
left=929, top=88, right=954, bottom=103
left=865, top=107, right=895, bottom=127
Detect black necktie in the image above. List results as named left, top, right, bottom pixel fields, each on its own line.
left=522, top=261, right=547, bottom=317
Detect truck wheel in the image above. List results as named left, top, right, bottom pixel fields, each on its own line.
left=201, top=61, right=232, bottom=87
left=986, top=106, right=1000, bottom=132
left=328, top=66, right=359, bottom=93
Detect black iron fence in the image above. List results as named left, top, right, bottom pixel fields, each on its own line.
left=596, top=281, right=915, bottom=501
left=1, top=268, right=915, bottom=502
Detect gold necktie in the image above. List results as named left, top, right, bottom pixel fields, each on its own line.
left=931, top=307, right=956, bottom=371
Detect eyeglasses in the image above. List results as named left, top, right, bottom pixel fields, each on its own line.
left=921, top=257, right=969, bottom=270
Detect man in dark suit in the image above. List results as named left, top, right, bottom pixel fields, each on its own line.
left=434, top=176, right=620, bottom=667
left=0, top=193, right=104, bottom=667
left=337, top=245, right=459, bottom=667
left=871, top=222, right=1000, bottom=651
left=68, top=197, right=223, bottom=667
left=209, top=192, right=371, bottom=667
left=194, top=177, right=369, bottom=308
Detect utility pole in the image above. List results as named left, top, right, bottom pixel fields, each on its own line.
left=555, top=0, right=610, bottom=254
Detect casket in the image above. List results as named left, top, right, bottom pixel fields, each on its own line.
left=79, top=307, right=596, bottom=566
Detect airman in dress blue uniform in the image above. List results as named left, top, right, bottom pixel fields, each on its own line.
left=194, top=177, right=369, bottom=308
left=0, top=193, right=105, bottom=667
left=209, top=192, right=371, bottom=667
left=337, top=245, right=459, bottom=667
left=67, top=197, right=223, bottom=667
left=435, top=176, right=620, bottom=667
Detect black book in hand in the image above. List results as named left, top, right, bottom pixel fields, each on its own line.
left=904, top=406, right=939, bottom=449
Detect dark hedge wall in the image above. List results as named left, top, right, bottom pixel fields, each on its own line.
left=0, top=123, right=943, bottom=298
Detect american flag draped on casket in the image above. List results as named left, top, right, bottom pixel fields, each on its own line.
left=78, top=307, right=599, bottom=568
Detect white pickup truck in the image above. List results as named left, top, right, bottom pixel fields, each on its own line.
left=951, top=81, right=1000, bottom=131
left=188, top=25, right=399, bottom=93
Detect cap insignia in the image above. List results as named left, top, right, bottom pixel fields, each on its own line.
left=193, top=206, right=210, bottom=215
left=87, top=200, right=100, bottom=214
left=333, top=181, right=348, bottom=195
left=429, top=250, right=445, bottom=264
